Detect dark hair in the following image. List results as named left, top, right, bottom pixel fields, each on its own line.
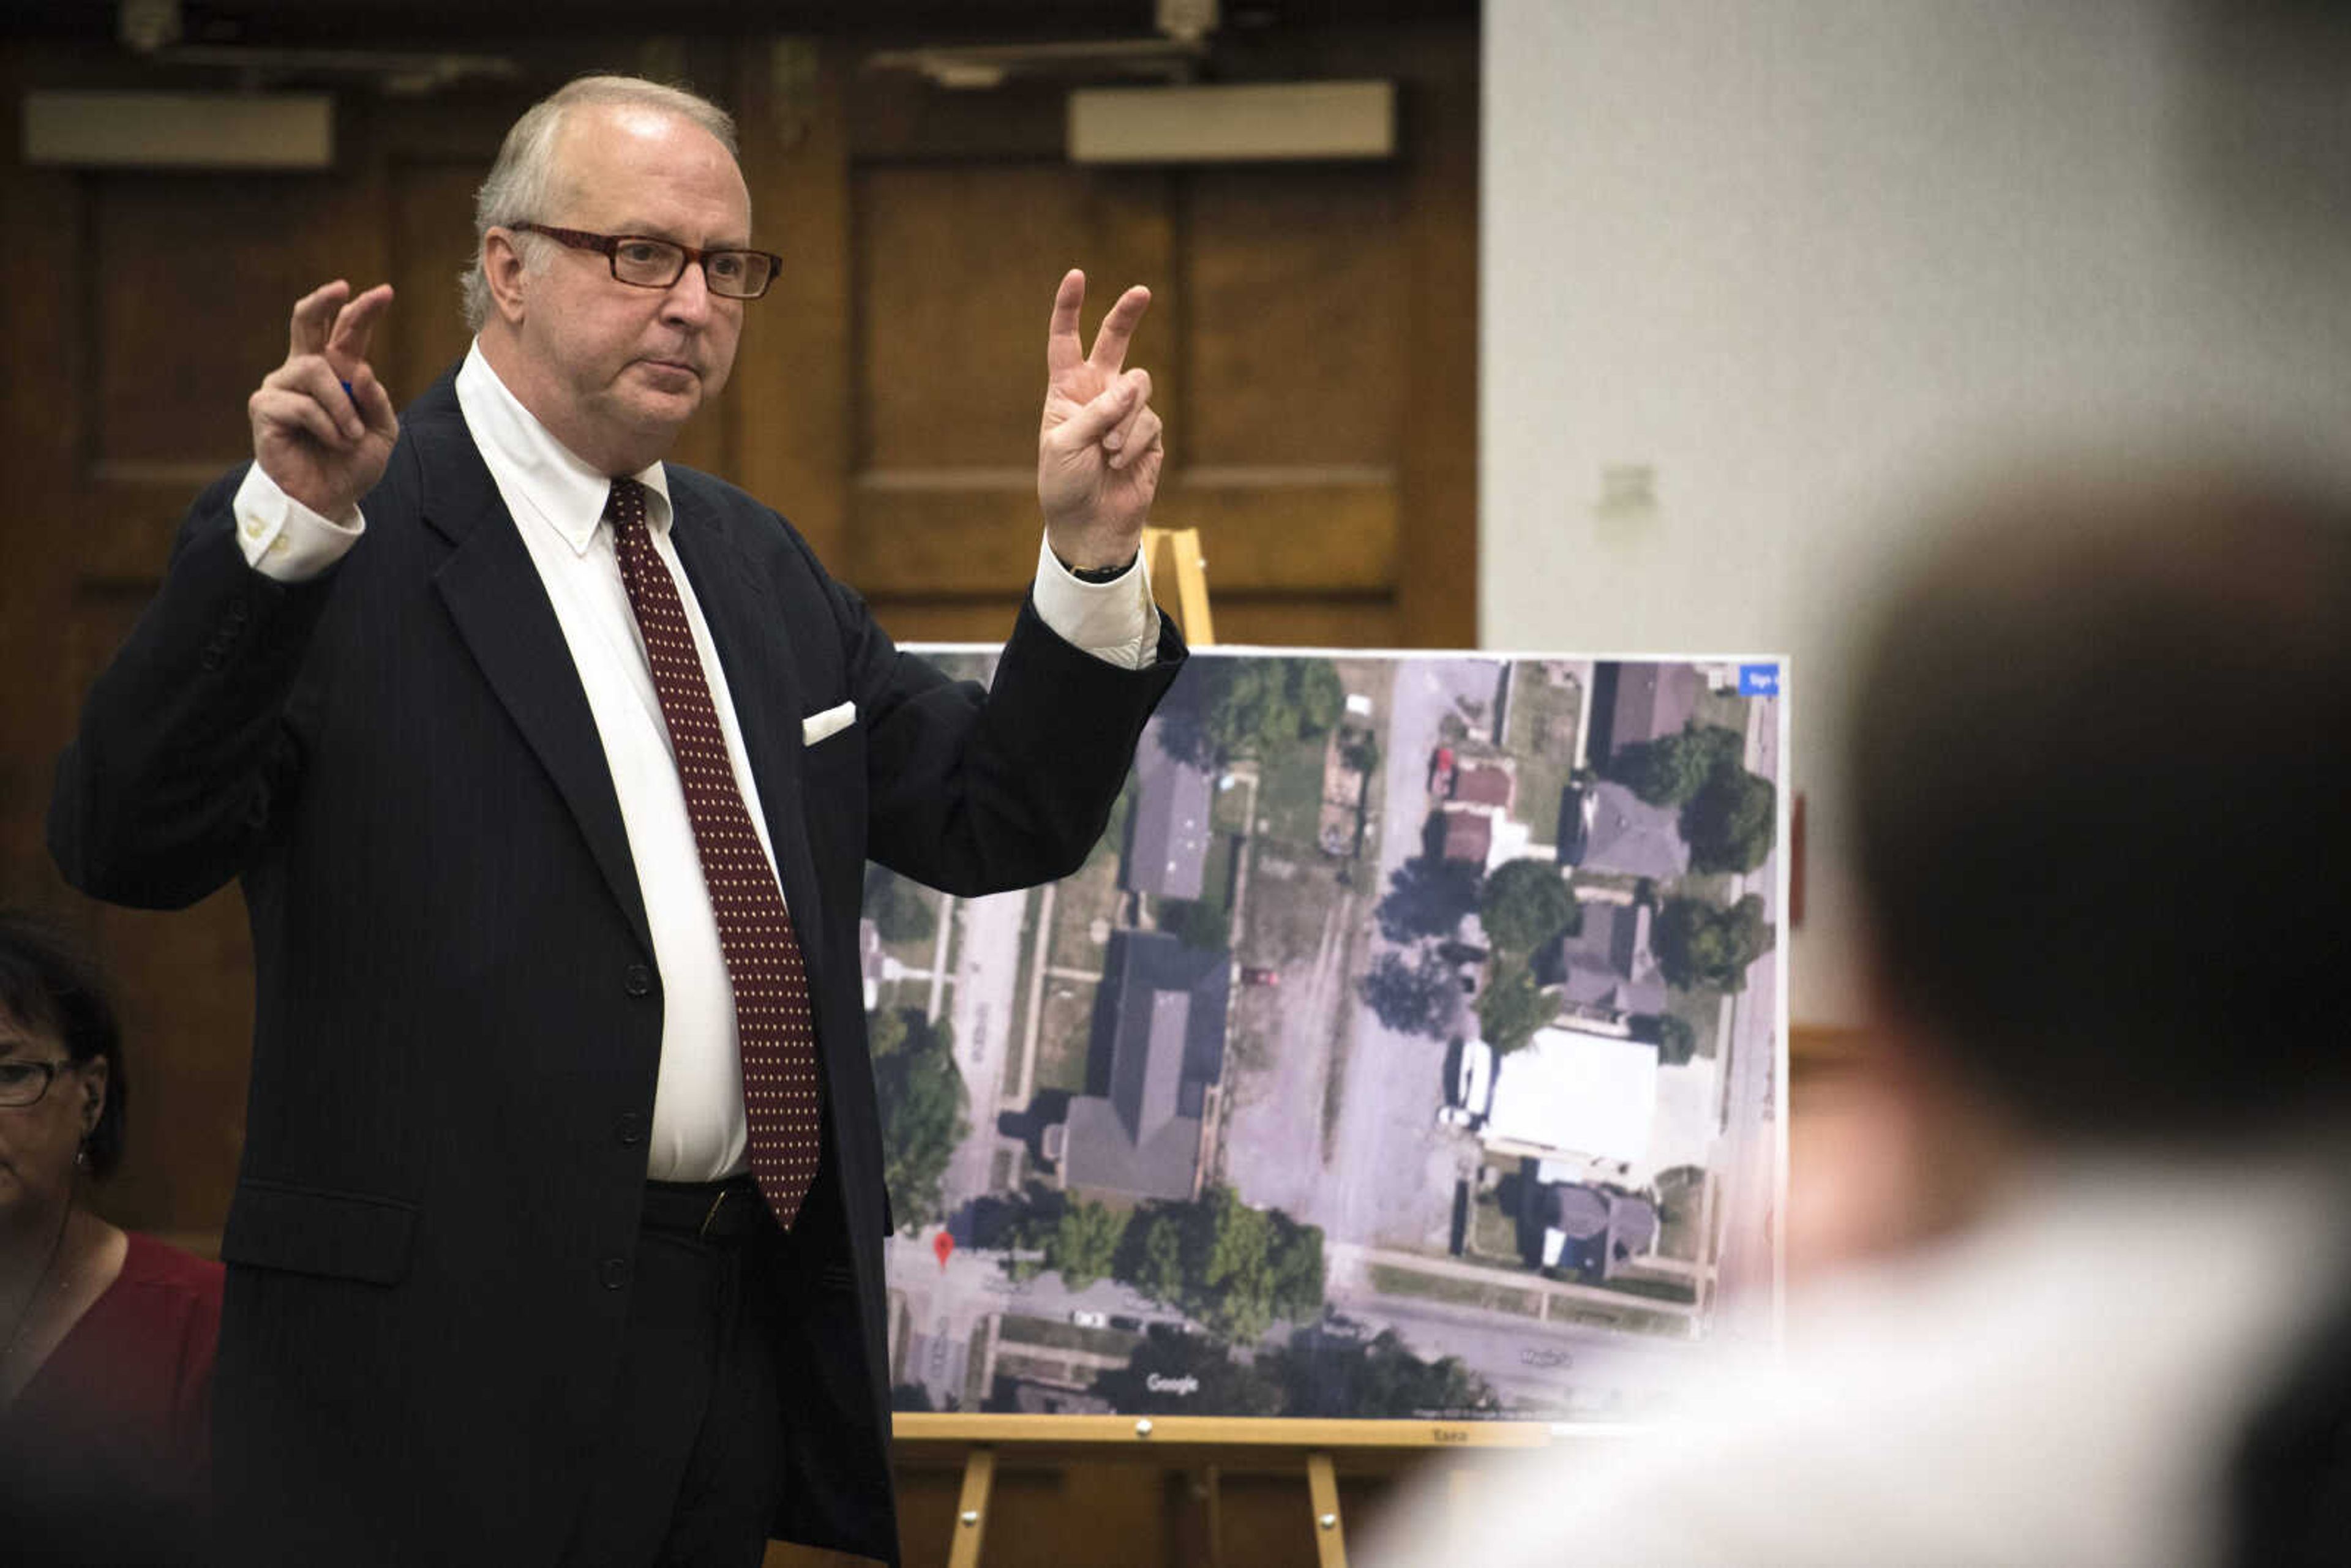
left=1848, top=465, right=2351, bottom=1143
left=0, top=909, right=127, bottom=1178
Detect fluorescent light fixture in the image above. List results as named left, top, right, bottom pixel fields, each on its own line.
left=1069, top=81, right=1395, bottom=163
left=23, top=91, right=333, bottom=170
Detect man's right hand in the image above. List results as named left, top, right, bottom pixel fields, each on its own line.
left=248, top=280, right=399, bottom=521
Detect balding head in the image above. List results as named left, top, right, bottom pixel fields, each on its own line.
left=461, top=75, right=740, bottom=333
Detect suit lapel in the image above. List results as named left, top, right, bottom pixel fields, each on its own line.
left=667, top=492, right=830, bottom=991
left=414, top=406, right=654, bottom=958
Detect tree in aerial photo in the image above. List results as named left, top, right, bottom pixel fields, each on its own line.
left=1607, top=719, right=1777, bottom=874
left=1107, top=1186, right=1327, bottom=1345
left=868, top=1007, right=966, bottom=1229
left=864, top=865, right=938, bottom=945
left=1609, top=721, right=1742, bottom=808
left=1477, top=957, right=1556, bottom=1055
left=1479, top=856, right=1581, bottom=956
left=1174, top=657, right=1347, bottom=765
left=1685, top=764, right=1777, bottom=875
left=1654, top=895, right=1774, bottom=992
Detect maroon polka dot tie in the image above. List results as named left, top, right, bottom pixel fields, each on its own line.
left=608, top=477, right=822, bottom=1228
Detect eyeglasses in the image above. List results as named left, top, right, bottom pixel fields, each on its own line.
left=509, top=223, right=780, bottom=300
left=0, top=1059, right=75, bottom=1109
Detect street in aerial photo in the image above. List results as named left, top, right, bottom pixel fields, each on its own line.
left=863, top=648, right=1787, bottom=1426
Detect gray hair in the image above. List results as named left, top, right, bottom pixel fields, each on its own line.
left=460, top=75, right=741, bottom=333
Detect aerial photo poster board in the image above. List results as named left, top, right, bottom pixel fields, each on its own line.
left=864, top=648, right=1789, bottom=1438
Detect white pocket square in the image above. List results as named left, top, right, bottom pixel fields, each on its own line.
left=802, top=700, right=857, bottom=746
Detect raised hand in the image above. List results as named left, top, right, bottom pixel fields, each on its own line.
left=1037, top=269, right=1163, bottom=571
left=249, top=280, right=399, bottom=521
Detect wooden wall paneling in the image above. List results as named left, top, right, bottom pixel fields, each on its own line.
left=858, top=164, right=1177, bottom=471
left=49, top=590, right=255, bottom=1239
left=849, top=70, right=1068, bottom=165
left=1148, top=478, right=1397, bottom=593
left=872, top=591, right=1402, bottom=651
left=732, top=37, right=856, bottom=566
left=41, top=80, right=405, bottom=1239
left=1157, top=164, right=1409, bottom=623
left=1393, top=25, right=1480, bottom=649
left=850, top=160, right=1175, bottom=607
left=88, top=176, right=345, bottom=463
left=103, top=142, right=383, bottom=1241
left=1212, top=1468, right=1327, bottom=1563
left=836, top=19, right=1479, bottom=650
left=866, top=592, right=1393, bottom=648
left=386, top=159, right=488, bottom=398
left=1150, top=21, right=1482, bottom=649
left=1201, top=596, right=1401, bottom=650
left=858, top=598, right=1037, bottom=646
left=842, top=60, right=1074, bottom=661
left=77, top=167, right=367, bottom=582
left=88, top=899, right=256, bottom=1240
left=1180, top=166, right=1406, bottom=470
left=896, top=1455, right=1176, bottom=1568
left=1210, top=1465, right=1415, bottom=1564
left=372, top=90, right=533, bottom=397
left=0, top=47, right=83, bottom=905
left=843, top=484, right=1043, bottom=599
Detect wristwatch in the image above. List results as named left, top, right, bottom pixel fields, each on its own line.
left=1060, top=552, right=1138, bottom=584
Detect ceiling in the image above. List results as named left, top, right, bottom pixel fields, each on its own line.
left=1, top=0, right=1479, bottom=48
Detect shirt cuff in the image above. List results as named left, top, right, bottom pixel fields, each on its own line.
left=1032, top=535, right=1163, bottom=670
left=233, top=463, right=366, bottom=582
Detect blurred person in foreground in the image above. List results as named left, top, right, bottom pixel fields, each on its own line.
left=0, top=911, right=224, bottom=1565
left=49, top=72, right=1180, bottom=1566
left=1365, top=463, right=2351, bottom=1567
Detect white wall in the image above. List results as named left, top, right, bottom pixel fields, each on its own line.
left=1482, top=0, right=2351, bottom=1025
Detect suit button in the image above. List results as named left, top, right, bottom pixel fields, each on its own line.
left=615, top=1112, right=647, bottom=1146
left=599, top=1256, right=631, bottom=1290
left=623, top=964, right=653, bottom=997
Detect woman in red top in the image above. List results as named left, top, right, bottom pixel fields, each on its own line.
left=0, top=910, right=223, bottom=1565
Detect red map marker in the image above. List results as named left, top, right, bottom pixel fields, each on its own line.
left=932, top=1230, right=956, bottom=1270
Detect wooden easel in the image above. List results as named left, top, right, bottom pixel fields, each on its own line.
left=945, top=1445, right=996, bottom=1568
left=945, top=528, right=1360, bottom=1567
left=1307, top=1451, right=1347, bottom=1567
left=941, top=1435, right=1352, bottom=1568
left=1142, top=525, right=1215, bottom=648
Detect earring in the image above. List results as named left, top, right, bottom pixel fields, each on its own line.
left=75, top=1144, right=89, bottom=1170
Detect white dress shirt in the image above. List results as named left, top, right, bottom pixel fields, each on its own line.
left=232, top=342, right=1160, bottom=1180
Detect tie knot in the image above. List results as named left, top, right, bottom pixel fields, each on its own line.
left=606, top=477, right=650, bottom=536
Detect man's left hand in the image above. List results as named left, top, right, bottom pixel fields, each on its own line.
left=1038, top=269, right=1163, bottom=572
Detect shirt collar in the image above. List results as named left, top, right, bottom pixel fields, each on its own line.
left=454, top=341, right=673, bottom=556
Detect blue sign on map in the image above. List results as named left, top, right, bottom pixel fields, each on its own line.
left=1738, top=664, right=1780, bottom=698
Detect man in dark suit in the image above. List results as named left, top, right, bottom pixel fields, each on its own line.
left=48, top=75, right=1182, bottom=1566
